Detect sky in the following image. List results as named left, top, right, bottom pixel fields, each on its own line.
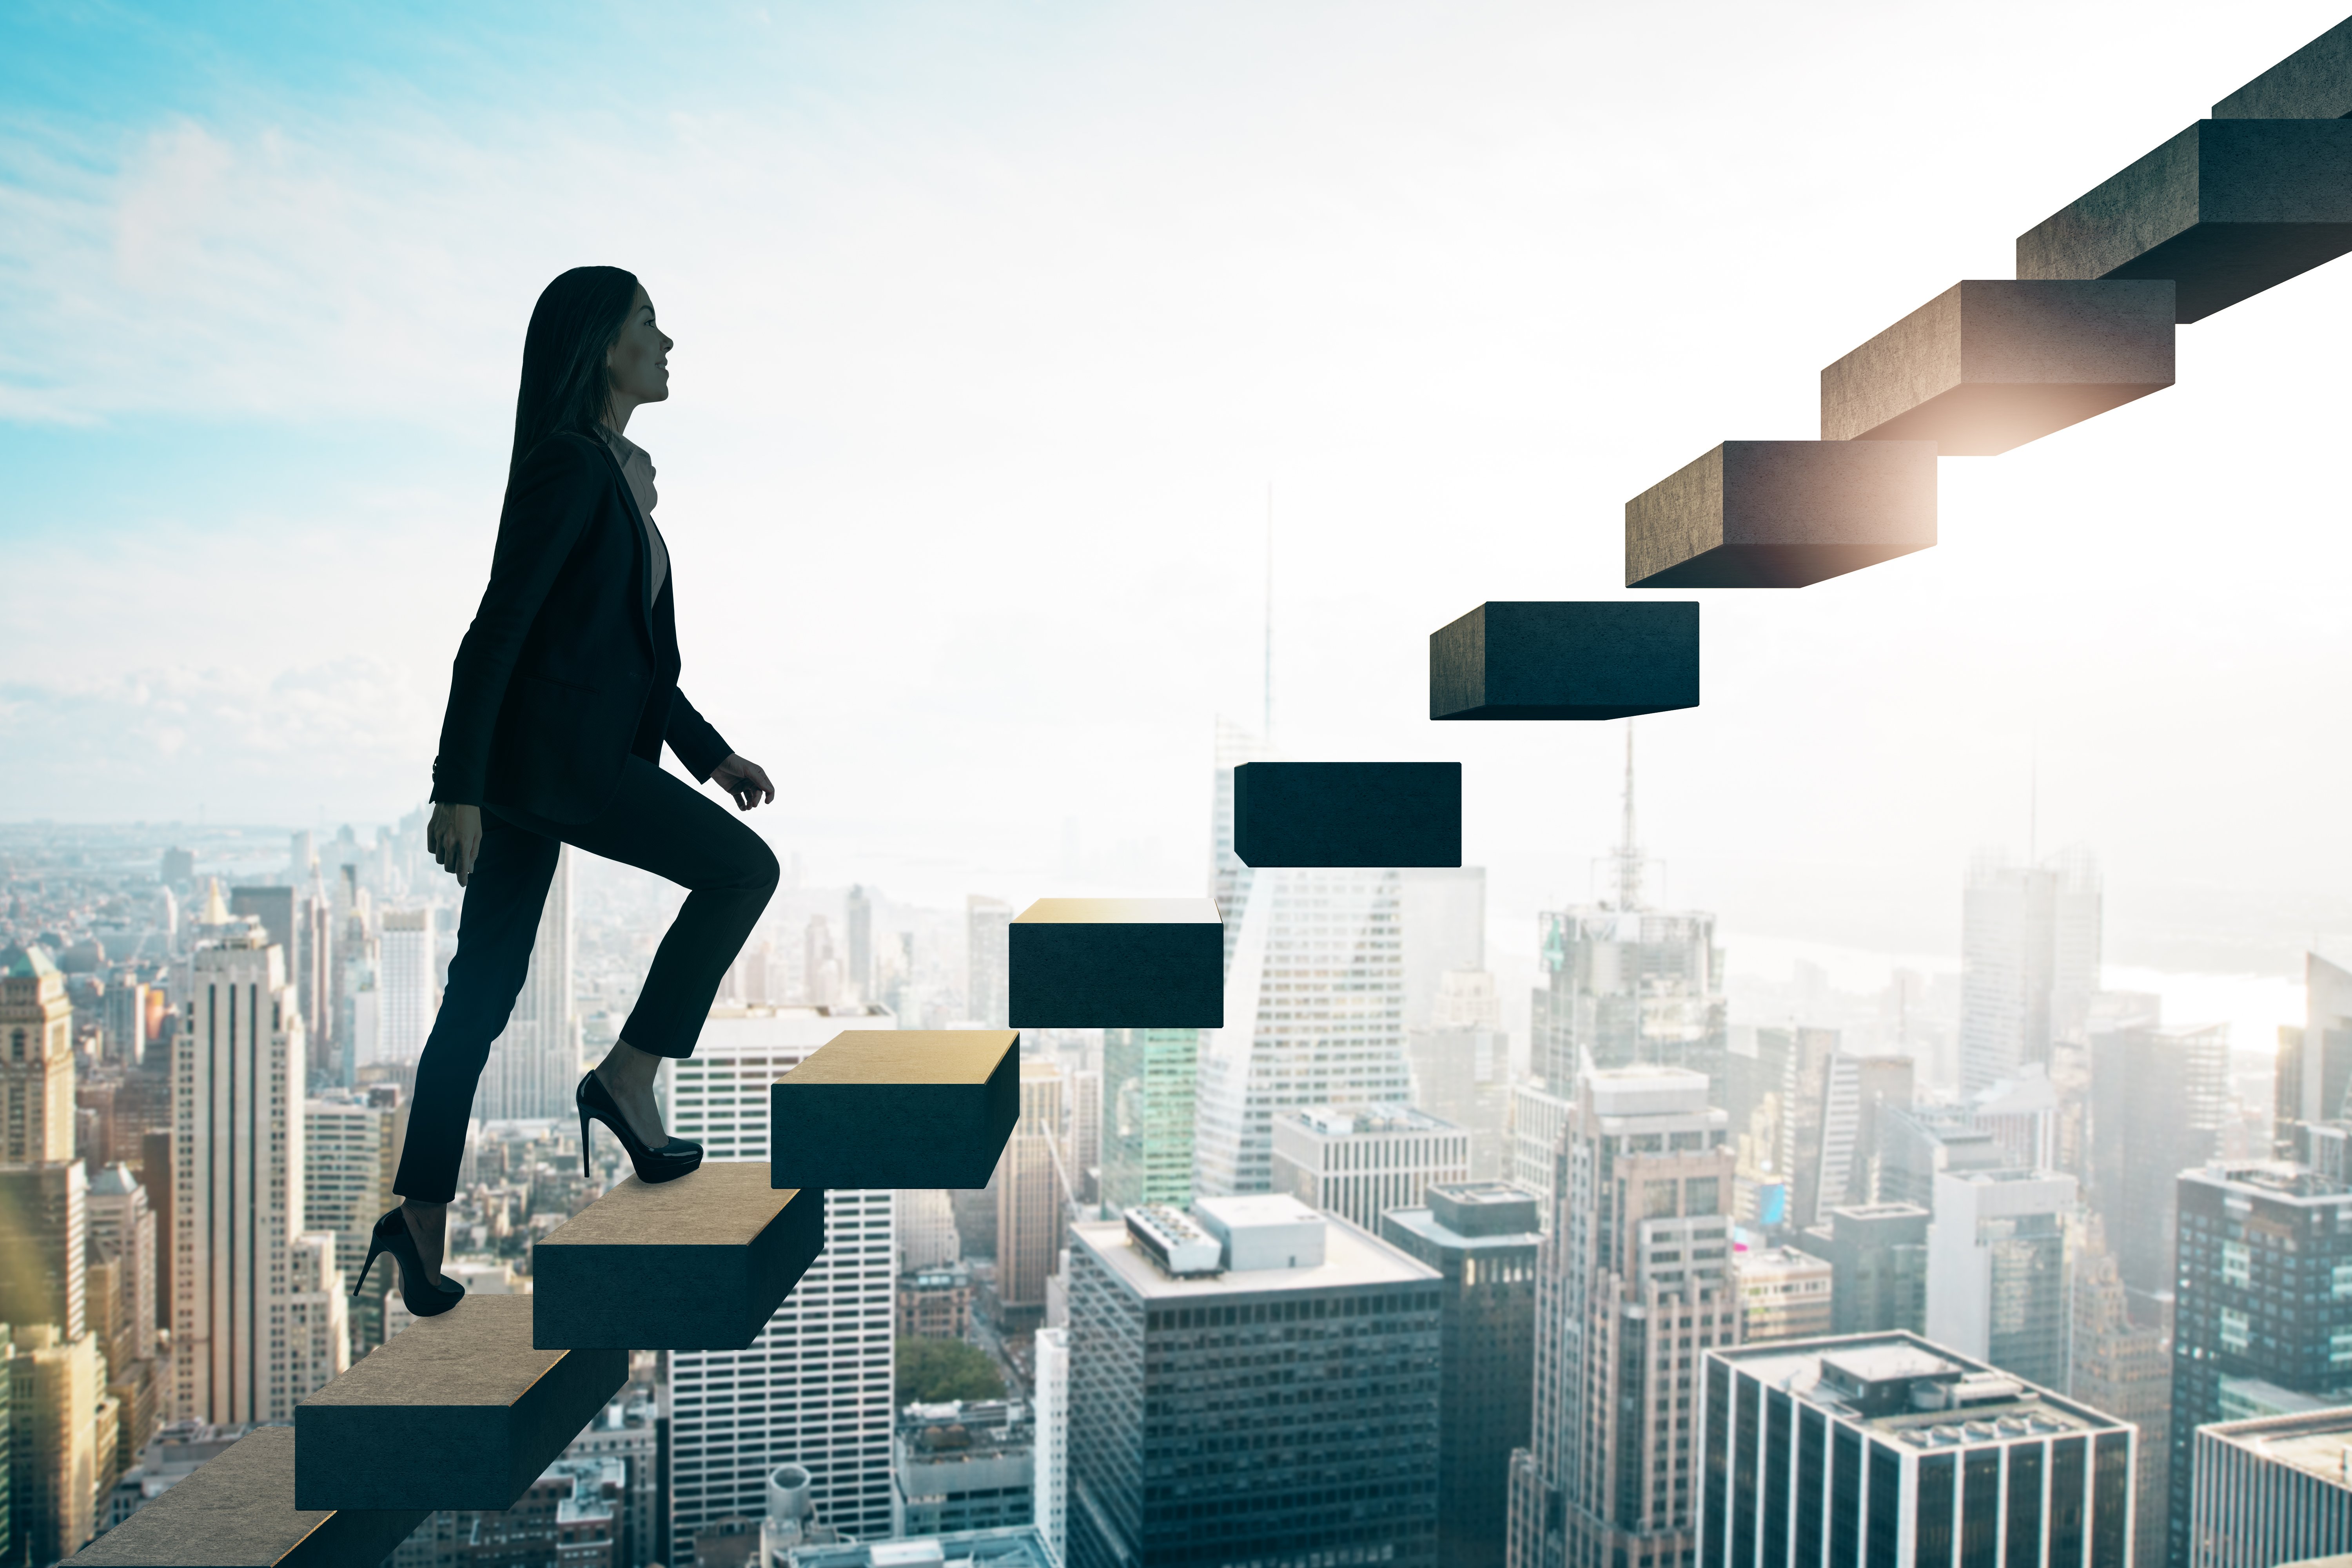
left=5, top=0, right=2350, bottom=1041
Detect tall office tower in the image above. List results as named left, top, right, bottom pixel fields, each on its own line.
left=1208, top=716, right=1276, bottom=976
left=478, top=847, right=577, bottom=1120
left=665, top=1003, right=898, bottom=1555
left=1809, top=1053, right=1912, bottom=1224
left=1529, top=738, right=1726, bottom=1100
left=2167, top=1160, right=2352, bottom=1568
left=1408, top=968, right=1512, bottom=1179
left=2087, top=1021, right=2229, bottom=1306
left=1877, top=1102, right=2011, bottom=1210
left=1382, top=1182, right=1541, bottom=1568
left=284, top=1232, right=349, bottom=1401
left=891, top=1398, right=1034, bottom=1537
left=0, top=1160, right=87, bottom=1336
left=85, top=1165, right=156, bottom=1366
left=303, top=1089, right=404, bottom=1354
left=1506, top=1083, right=1573, bottom=1230
left=228, top=887, right=294, bottom=961
left=1798, top=1203, right=1928, bottom=1336
left=4, top=942, right=77, bottom=1162
left=1065, top=1197, right=1443, bottom=1568
left=336, top=889, right=379, bottom=1084
left=2275, top=952, right=2352, bottom=1154
left=996, top=1062, right=1069, bottom=1321
left=1269, top=1104, right=1470, bottom=1230
left=376, top=908, right=437, bottom=1064
left=966, top=897, right=1013, bottom=1027
left=846, top=885, right=873, bottom=1003
left=296, top=871, right=332, bottom=1076
left=898, top=1187, right=962, bottom=1271
left=1100, top=1028, right=1196, bottom=1218
left=1194, top=865, right=1410, bottom=1198
left=804, top=915, right=843, bottom=1008
left=2071, top=1231, right=2170, bottom=1568
left=1777, top=1028, right=1841, bottom=1232
left=1699, top=1333, right=2135, bottom=1568
left=1034, top=1325, right=1069, bottom=1564
left=1511, top=1068, right=1737, bottom=1568
left=173, top=931, right=311, bottom=1424
left=7, top=1323, right=101, bottom=1565
left=1969, top=1062, right=2062, bottom=1172
left=1959, top=848, right=2102, bottom=1096
left=1067, top=1064, right=1102, bottom=1206
left=1401, top=866, right=1488, bottom=1029
left=1737, top=1247, right=1835, bottom=1343
left=102, top=980, right=150, bottom=1069
left=1924, top=1166, right=2074, bottom=1389
left=2187, top=1406, right=2352, bottom=1568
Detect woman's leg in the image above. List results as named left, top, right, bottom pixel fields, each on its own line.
left=391, top=814, right=562, bottom=1258
left=557, top=756, right=780, bottom=1139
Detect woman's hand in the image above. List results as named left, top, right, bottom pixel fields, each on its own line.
left=428, top=803, right=484, bottom=886
left=712, top=754, right=775, bottom=812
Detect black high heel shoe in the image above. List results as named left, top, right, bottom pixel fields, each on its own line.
left=352, top=1208, right=467, bottom=1318
left=578, top=1071, right=703, bottom=1184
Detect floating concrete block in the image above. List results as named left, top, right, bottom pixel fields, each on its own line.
left=294, top=1294, right=624, bottom=1511
left=65, top=1426, right=426, bottom=1568
left=1821, top=280, right=2174, bottom=455
left=2016, top=119, right=2352, bottom=323
left=770, top=1029, right=1018, bottom=1189
left=2213, top=17, right=2352, bottom=119
left=1233, top=762, right=1461, bottom=868
left=1624, top=441, right=1936, bottom=588
left=1430, top=602, right=1698, bottom=720
left=533, top=1163, right=824, bottom=1350
left=1008, top=899, right=1223, bottom=1029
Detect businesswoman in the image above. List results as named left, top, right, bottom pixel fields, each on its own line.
left=353, top=266, right=780, bottom=1316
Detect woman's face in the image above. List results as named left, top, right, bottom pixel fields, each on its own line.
left=606, top=286, right=672, bottom=413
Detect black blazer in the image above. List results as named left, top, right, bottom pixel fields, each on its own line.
left=431, top=430, right=731, bottom=823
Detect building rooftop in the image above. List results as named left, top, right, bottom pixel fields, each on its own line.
left=783, top=1524, right=1058, bottom=1568
left=1385, top=1182, right=1542, bottom=1250
left=1738, top=1246, right=1831, bottom=1278
left=1285, top=1103, right=1458, bottom=1138
left=1074, top=1215, right=1438, bottom=1301
left=2204, top=1408, right=2352, bottom=1492
left=1587, top=1066, right=1711, bottom=1118
left=1711, top=1332, right=2125, bottom=1445
left=2185, top=1160, right=2352, bottom=1203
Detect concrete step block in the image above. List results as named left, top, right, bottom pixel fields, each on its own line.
left=1625, top=440, right=1936, bottom=588
left=533, top=1163, right=824, bottom=1350
left=2016, top=119, right=2352, bottom=322
left=1008, top=899, right=1223, bottom=1028
left=294, top=1294, right=625, bottom=1511
left=1233, top=762, right=1461, bottom=867
left=770, top=1029, right=1018, bottom=1189
left=66, top=1426, right=426, bottom=1567
left=1430, top=602, right=1698, bottom=721
left=1822, top=280, right=2174, bottom=454
left=2214, top=17, right=2352, bottom=119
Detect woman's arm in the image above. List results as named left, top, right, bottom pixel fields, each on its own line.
left=430, top=436, right=603, bottom=810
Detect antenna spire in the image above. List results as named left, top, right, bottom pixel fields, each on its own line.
left=1615, top=721, right=1644, bottom=910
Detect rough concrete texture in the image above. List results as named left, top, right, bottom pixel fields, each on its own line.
left=2214, top=16, right=2352, bottom=119
left=1008, top=899, right=1224, bottom=1028
left=1624, top=441, right=1936, bottom=588
left=1429, top=602, right=1698, bottom=721
left=294, top=1295, right=625, bottom=1511
left=1232, top=762, right=1461, bottom=867
left=1821, top=280, right=2174, bottom=454
left=770, top=1029, right=1019, bottom=1189
left=64, top=1427, right=426, bottom=1567
left=533, top=1163, right=824, bottom=1350
left=2016, top=118, right=2352, bottom=323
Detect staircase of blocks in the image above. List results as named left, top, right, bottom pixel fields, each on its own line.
left=65, top=15, right=2352, bottom=1565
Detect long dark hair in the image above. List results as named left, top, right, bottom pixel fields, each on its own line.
left=508, top=266, right=640, bottom=485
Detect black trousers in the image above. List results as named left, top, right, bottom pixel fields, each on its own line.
left=393, top=755, right=780, bottom=1203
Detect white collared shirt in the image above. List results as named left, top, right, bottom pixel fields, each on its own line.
left=597, top=424, right=670, bottom=603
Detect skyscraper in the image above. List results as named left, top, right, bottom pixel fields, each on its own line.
left=304, top=1087, right=406, bottom=1354
left=1382, top=1182, right=1541, bottom=1568
left=0, top=1160, right=86, bottom=1338
left=665, top=1003, right=898, bottom=1554
left=966, top=898, right=1013, bottom=1028
left=1511, top=1067, right=1737, bottom=1568
left=1099, top=1027, right=1196, bottom=1218
left=1924, top=1166, right=2074, bottom=1390
left=2274, top=951, right=2352, bottom=1154
left=478, top=846, right=578, bottom=1121
left=1269, top=1104, right=1470, bottom=1231
left=1736, top=1247, right=1835, bottom=1344
left=1959, top=849, right=2101, bottom=1096
left=996, top=1061, right=1068, bottom=1321
left=846, top=885, right=874, bottom=1003
left=1209, top=716, right=1276, bottom=976
left=1809, top=1052, right=1913, bottom=1225
left=2168, top=1159, right=2352, bottom=1568
left=1700, top=1333, right=2135, bottom=1568
left=1065, top=1198, right=1443, bottom=1568
left=1033, top=1325, right=1069, bottom=1563
left=173, top=930, right=314, bottom=1423
left=2087, top=1020, right=2229, bottom=1307
left=1530, top=737, right=1726, bottom=1100
left=2187, top=1406, right=2352, bottom=1568
left=7, top=1323, right=100, bottom=1565
left=376, top=907, right=437, bottom=1064
left=1408, top=967, right=1512, bottom=1180
left=4, top=942, right=76, bottom=1162
left=2071, top=1229, right=2171, bottom=1568
left=1798, top=1203, right=1928, bottom=1337
left=1193, top=864, right=1409, bottom=1198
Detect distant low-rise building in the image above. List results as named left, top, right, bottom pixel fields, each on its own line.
left=1737, top=1245, right=1834, bottom=1343
left=898, top=1261, right=975, bottom=1341
left=892, top=1398, right=1034, bottom=1539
